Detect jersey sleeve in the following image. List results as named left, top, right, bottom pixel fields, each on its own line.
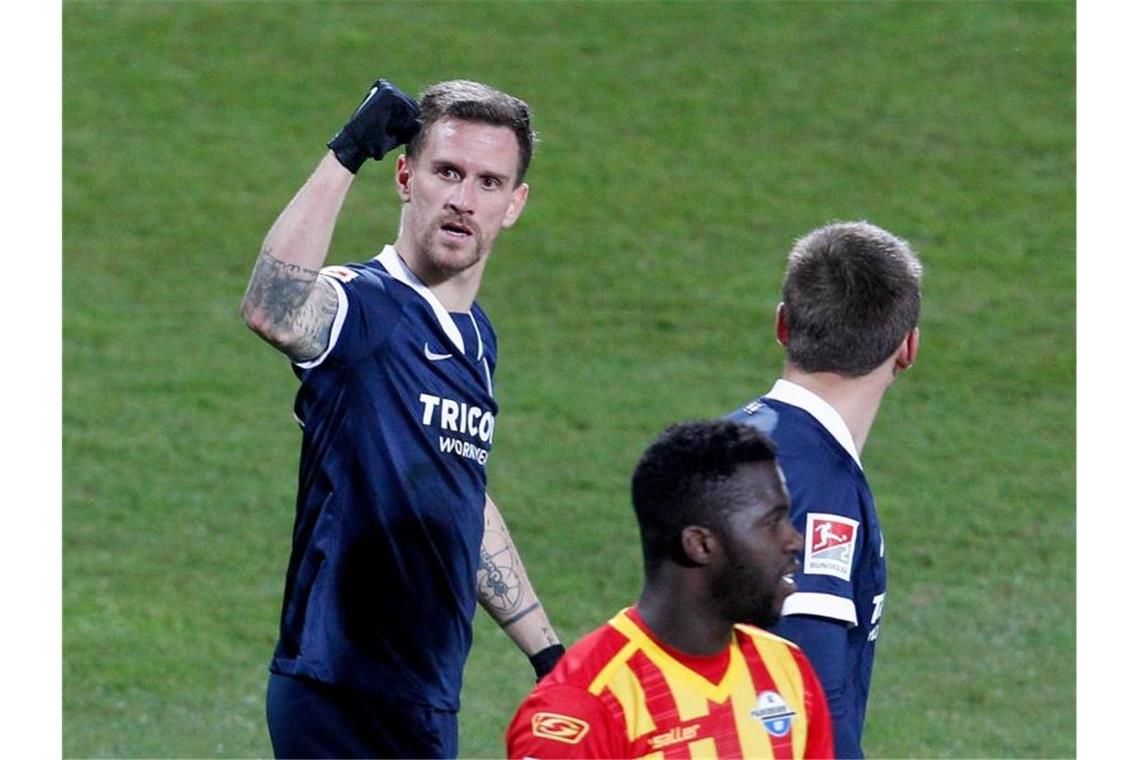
left=778, top=616, right=861, bottom=757
left=293, top=263, right=404, bottom=370
left=781, top=473, right=867, bottom=626
left=506, top=684, right=623, bottom=759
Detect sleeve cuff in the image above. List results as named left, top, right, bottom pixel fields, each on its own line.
left=781, top=592, right=858, bottom=626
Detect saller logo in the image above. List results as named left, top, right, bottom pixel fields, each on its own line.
left=804, top=512, right=859, bottom=581
left=649, top=724, right=700, bottom=749
left=531, top=712, right=590, bottom=744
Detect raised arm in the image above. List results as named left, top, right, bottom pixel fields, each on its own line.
left=478, top=494, right=565, bottom=680
left=240, top=79, right=420, bottom=362
left=240, top=153, right=354, bottom=361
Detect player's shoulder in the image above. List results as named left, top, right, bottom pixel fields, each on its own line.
left=508, top=622, right=628, bottom=760
left=728, top=396, right=839, bottom=457
left=543, top=620, right=633, bottom=691
left=733, top=623, right=816, bottom=674
left=318, top=258, right=399, bottom=297
left=726, top=396, right=780, bottom=435
left=734, top=621, right=801, bottom=652
left=507, top=679, right=615, bottom=759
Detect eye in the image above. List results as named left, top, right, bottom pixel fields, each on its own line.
left=764, top=509, right=789, bottom=532
left=437, top=167, right=460, bottom=181
left=480, top=175, right=503, bottom=190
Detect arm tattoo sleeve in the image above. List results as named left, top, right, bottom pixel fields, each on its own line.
left=243, top=246, right=339, bottom=361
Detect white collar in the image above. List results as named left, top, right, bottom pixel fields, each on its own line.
left=766, top=379, right=863, bottom=470
left=376, top=245, right=465, bottom=354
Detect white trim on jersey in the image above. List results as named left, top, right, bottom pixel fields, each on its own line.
left=766, top=379, right=863, bottom=470
left=468, top=312, right=484, bottom=362
left=294, top=276, right=349, bottom=370
left=782, top=591, right=859, bottom=626
left=376, top=245, right=466, bottom=355
left=468, top=312, right=493, bottom=395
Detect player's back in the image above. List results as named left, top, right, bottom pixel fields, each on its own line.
left=728, top=389, right=885, bottom=756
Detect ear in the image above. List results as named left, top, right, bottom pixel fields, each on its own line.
left=895, top=327, right=920, bottom=372
left=395, top=154, right=412, bottom=202
left=775, top=302, right=790, bottom=346
left=500, top=182, right=530, bottom=229
left=679, top=525, right=717, bottom=567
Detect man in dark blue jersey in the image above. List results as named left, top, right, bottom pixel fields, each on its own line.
left=241, top=78, right=564, bottom=758
left=727, top=221, right=923, bottom=758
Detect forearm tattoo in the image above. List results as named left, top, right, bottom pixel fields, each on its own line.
left=243, top=246, right=338, bottom=359
left=478, top=532, right=525, bottom=620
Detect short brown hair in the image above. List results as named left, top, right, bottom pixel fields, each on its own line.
left=405, top=80, right=536, bottom=185
left=781, top=221, right=923, bottom=376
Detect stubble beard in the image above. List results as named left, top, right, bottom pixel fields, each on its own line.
left=414, top=220, right=488, bottom=278
left=710, top=549, right=782, bottom=631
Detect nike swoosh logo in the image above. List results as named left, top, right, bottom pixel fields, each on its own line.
left=424, top=343, right=453, bottom=361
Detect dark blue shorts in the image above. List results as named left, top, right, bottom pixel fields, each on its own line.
left=266, top=672, right=458, bottom=759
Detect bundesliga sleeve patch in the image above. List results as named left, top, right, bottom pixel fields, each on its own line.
left=804, top=512, right=860, bottom=581
left=531, top=712, right=590, bottom=744
left=320, top=265, right=359, bottom=283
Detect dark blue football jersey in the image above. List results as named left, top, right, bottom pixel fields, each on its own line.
left=270, top=245, right=498, bottom=712
left=727, top=380, right=886, bottom=758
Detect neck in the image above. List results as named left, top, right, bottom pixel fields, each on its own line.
left=391, top=237, right=486, bottom=313
left=781, top=362, right=896, bottom=455
left=636, top=578, right=734, bottom=656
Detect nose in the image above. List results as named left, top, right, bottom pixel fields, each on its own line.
left=446, top=178, right=476, bottom=216
left=786, top=523, right=804, bottom=556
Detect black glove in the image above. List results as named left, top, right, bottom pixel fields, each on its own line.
left=528, top=643, right=565, bottom=682
left=327, top=79, right=421, bottom=174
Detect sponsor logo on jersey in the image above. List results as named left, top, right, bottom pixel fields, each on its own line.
left=319, top=265, right=359, bottom=283
left=648, top=724, right=701, bottom=749
left=531, top=712, right=590, bottom=744
left=749, top=691, right=796, bottom=738
left=419, top=392, right=494, bottom=465
left=804, top=512, right=859, bottom=581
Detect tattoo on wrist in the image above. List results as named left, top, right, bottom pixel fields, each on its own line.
left=500, top=602, right=539, bottom=628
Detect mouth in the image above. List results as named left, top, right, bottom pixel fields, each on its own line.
left=439, top=219, right=474, bottom=239
left=779, top=562, right=798, bottom=592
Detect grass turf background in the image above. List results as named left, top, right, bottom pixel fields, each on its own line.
left=63, top=1, right=1074, bottom=756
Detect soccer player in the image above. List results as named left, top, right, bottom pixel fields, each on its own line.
left=506, top=420, right=834, bottom=759
left=240, top=78, right=564, bottom=758
left=726, top=221, right=923, bottom=758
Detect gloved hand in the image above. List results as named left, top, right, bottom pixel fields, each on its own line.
left=327, top=79, right=421, bottom=174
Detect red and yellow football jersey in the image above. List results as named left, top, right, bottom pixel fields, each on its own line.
left=506, top=607, right=834, bottom=759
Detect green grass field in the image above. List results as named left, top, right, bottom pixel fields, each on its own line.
left=63, top=1, right=1075, bottom=757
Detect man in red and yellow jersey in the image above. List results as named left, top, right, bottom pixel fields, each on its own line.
left=507, top=420, right=834, bottom=759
